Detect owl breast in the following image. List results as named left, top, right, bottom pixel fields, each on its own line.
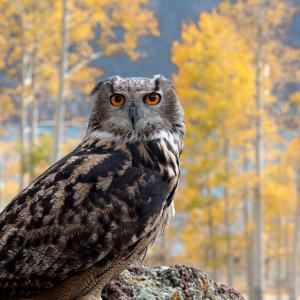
left=60, top=137, right=181, bottom=298
left=123, top=138, right=180, bottom=241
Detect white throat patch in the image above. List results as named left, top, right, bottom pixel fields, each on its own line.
left=86, top=129, right=182, bottom=156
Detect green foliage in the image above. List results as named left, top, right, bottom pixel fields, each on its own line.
left=17, top=134, right=53, bottom=178
left=25, top=134, right=52, bottom=172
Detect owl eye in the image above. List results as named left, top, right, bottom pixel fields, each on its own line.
left=144, top=93, right=161, bottom=105
left=110, top=94, right=125, bottom=106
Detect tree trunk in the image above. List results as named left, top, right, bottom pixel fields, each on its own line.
left=30, top=42, right=39, bottom=147
left=289, top=167, right=300, bottom=300
left=54, top=0, right=68, bottom=162
left=276, top=217, right=282, bottom=300
left=30, top=90, right=38, bottom=147
left=253, top=6, right=266, bottom=299
left=242, top=153, right=254, bottom=299
left=207, top=190, right=218, bottom=281
left=29, top=40, right=39, bottom=180
left=284, top=216, right=291, bottom=295
left=224, top=139, right=234, bottom=286
left=19, top=1, right=29, bottom=190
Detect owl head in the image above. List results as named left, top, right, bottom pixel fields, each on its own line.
left=87, top=75, right=185, bottom=152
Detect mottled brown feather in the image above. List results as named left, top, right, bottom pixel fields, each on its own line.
left=0, top=138, right=179, bottom=298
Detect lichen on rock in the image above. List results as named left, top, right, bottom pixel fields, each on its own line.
left=102, top=265, right=245, bottom=300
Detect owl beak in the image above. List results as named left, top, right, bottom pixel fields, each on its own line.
left=129, top=104, right=138, bottom=130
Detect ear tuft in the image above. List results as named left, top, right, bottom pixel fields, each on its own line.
left=153, top=74, right=173, bottom=89
left=90, top=81, right=104, bottom=96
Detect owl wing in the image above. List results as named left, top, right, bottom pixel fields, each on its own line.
left=0, top=139, right=178, bottom=297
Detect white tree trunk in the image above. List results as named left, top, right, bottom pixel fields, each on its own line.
left=19, top=1, right=29, bottom=190
left=253, top=59, right=264, bottom=300
left=242, top=153, right=254, bottom=299
left=29, top=41, right=39, bottom=180
left=289, top=167, right=300, bottom=300
left=253, top=6, right=266, bottom=299
left=30, top=41, right=39, bottom=147
left=276, top=217, right=282, bottom=300
left=284, top=217, right=291, bottom=295
left=207, top=188, right=218, bottom=281
left=224, top=139, right=234, bottom=286
left=54, top=0, right=68, bottom=162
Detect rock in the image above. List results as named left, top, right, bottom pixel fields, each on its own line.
left=102, top=265, right=245, bottom=300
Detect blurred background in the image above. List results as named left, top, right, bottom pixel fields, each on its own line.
left=1, top=0, right=300, bottom=299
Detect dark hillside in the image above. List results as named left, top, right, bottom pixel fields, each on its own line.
left=94, top=0, right=220, bottom=79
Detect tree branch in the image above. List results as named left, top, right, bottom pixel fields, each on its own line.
left=66, top=51, right=104, bottom=78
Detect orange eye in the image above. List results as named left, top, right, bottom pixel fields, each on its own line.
left=144, top=93, right=161, bottom=105
left=110, top=94, right=125, bottom=106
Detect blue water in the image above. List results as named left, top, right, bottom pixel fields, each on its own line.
left=1, top=121, right=87, bottom=142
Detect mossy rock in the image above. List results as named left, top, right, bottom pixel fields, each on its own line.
left=102, top=265, right=245, bottom=300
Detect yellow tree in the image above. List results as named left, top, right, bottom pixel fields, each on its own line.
left=0, top=89, right=16, bottom=206
left=53, top=0, right=160, bottom=161
left=0, top=0, right=160, bottom=186
left=219, top=1, right=298, bottom=298
left=0, top=3, right=17, bottom=204
left=0, top=1, right=60, bottom=187
left=0, top=1, right=35, bottom=189
left=171, top=11, right=254, bottom=284
left=285, top=92, right=300, bottom=300
left=263, top=159, right=295, bottom=299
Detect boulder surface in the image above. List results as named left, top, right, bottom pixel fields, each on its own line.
left=102, top=264, right=245, bottom=300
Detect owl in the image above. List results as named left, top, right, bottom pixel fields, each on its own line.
left=0, top=75, right=185, bottom=300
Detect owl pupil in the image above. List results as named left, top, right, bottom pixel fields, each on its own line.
left=115, top=96, right=121, bottom=102
left=150, top=96, right=155, bottom=101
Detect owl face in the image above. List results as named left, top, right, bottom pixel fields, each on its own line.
left=88, top=75, right=185, bottom=142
